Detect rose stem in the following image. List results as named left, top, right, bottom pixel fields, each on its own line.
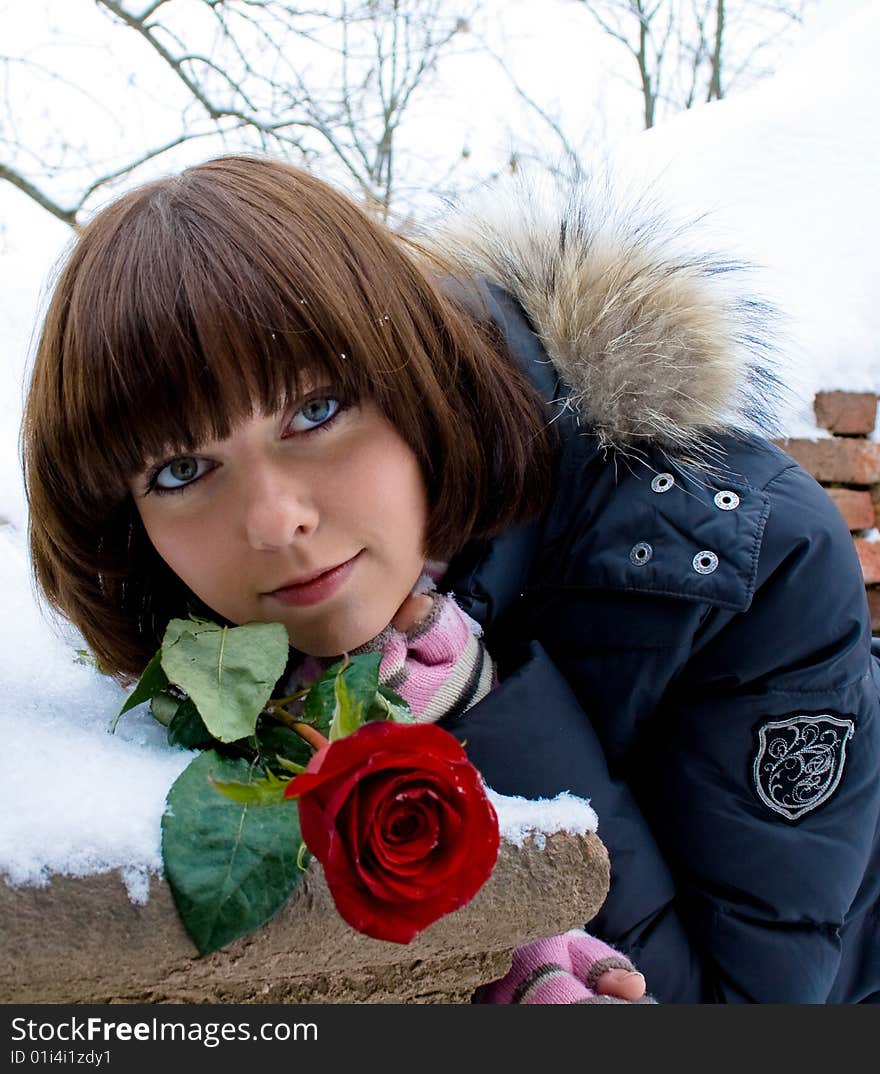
left=266, top=703, right=329, bottom=750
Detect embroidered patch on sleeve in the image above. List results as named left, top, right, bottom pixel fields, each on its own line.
left=752, top=715, right=855, bottom=821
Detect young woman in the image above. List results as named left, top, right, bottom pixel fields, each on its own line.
left=22, top=155, right=880, bottom=1003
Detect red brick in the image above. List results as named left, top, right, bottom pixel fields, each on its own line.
left=854, top=539, right=880, bottom=584
left=775, top=438, right=880, bottom=485
left=867, top=587, right=880, bottom=633
left=814, top=391, right=879, bottom=435
left=825, top=488, right=876, bottom=531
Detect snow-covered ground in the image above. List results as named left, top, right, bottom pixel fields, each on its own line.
left=1, top=0, right=877, bottom=895
left=609, top=0, right=880, bottom=440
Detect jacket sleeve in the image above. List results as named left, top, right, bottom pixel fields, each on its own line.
left=440, top=463, right=880, bottom=1003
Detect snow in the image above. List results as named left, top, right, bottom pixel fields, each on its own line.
left=0, top=532, right=193, bottom=901
left=488, top=789, right=598, bottom=850
left=0, top=1, right=877, bottom=898
left=608, top=0, right=880, bottom=439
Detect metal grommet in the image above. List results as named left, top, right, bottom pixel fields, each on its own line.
left=630, top=541, right=653, bottom=566
left=714, top=490, right=740, bottom=511
left=651, top=473, right=675, bottom=493
left=693, top=550, right=719, bottom=574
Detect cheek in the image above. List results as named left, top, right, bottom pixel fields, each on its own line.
left=140, top=512, right=225, bottom=596
left=350, top=441, right=428, bottom=549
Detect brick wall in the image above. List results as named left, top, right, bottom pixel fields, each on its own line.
left=774, top=390, right=880, bottom=632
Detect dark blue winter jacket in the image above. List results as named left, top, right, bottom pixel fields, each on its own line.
left=436, top=267, right=880, bottom=1004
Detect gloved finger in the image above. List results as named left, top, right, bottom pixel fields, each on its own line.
left=390, top=592, right=434, bottom=634
left=593, top=968, right=647, bottom=1001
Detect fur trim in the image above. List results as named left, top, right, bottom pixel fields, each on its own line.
left=417, top=175, right=785, bottom=465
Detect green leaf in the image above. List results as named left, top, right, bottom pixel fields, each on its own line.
left=302, top=652, right=381, bottom=735
left=110, top=650, right=168, bottom=732
left=254, top=720, right=313, bottom=773
left=209, top=768, right=290, bottom=805
left=377, top=683, right=409, bottom=709
left=162, top=750, right=303, bottom=955
left=150, top=691, right=181, bottom=729
left=160, top=619, right=289, bottom=743
left=329, top=671, right=363, bottom=741
left=273, top=755, right=307, bottom=775
left=366, top=684, right=414, bottom=724
left=167, top=698, right=215, bottom=750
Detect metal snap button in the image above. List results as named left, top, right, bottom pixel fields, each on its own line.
left=630, top=541, right=653, bottom=565
left=693, top=550, right=719, bottom=574
left=714, top=490, right=740, bottom=511
left=651, top=473, right=675, bottom=493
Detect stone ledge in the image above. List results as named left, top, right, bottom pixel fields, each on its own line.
left=0, top=831, right=609, bottom=1004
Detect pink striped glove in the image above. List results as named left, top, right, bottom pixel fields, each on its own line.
left=477, top=929, right=655, bottom=1004
left=474, top=932, right=653, bottom=1005
left=347, top=571, right=497, bottom=724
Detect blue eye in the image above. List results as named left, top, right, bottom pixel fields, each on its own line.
left=288, top=395, right=341, bottom=433
left=152, top=456, right=212, bottom=492
left=143, top=393, right=347, bottom=496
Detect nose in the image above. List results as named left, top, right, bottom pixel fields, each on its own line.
left=240, top=461, right=319, bottom=551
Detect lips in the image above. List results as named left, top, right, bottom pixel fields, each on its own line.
left=267, top=552, right=361, bottom=608
left=280, top=561, right=350, bottom=588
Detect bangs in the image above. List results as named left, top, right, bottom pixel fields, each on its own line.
left=75, top=257, right=372, bottom=492
left=47, top=159, right=422, bottom=504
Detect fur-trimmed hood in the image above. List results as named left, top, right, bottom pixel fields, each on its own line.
left=419, top=176, right=784, bottom=465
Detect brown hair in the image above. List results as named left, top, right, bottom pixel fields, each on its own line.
left=22, top=155, right=556, bottom=678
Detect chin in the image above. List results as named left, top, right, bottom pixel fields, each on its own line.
left=289, top=610, right=393, bottom=659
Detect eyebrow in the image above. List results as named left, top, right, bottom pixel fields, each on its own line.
left=133, top=374, right=333, bottom=471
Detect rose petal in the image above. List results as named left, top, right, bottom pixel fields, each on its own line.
left=370, top=800, right=440, bottom=876
left=376, top=791, right=440, bottom=861
left=287, top=722, right=470, bottom=795
left=287, top=721, right=500, bottom=943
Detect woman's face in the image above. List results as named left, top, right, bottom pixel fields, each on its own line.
left=128, top=383, right=429, bottom=657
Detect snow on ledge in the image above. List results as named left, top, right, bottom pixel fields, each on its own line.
left=486, top=788, right=598, bottom=850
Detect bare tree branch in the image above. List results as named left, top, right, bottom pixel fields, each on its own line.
left=707, top=0, right=724, bottom=101
left=478, top=42, right=583, bottom=180
left=96, top=0, right=259, bottom=123
left=0, top=162, right=78, bottom=228
left=3, top=1, right=471, bottom=226
left=76, top=127, right=242, bottom=206
left=573, top=0, right=809, bottom=128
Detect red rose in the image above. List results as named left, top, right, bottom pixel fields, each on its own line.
left=284, top=720, right=500, bottom=943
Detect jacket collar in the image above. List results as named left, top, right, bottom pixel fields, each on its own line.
left=419, top=175, right=785, bottom=471
left=440, top=517, right=543, bottom=632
